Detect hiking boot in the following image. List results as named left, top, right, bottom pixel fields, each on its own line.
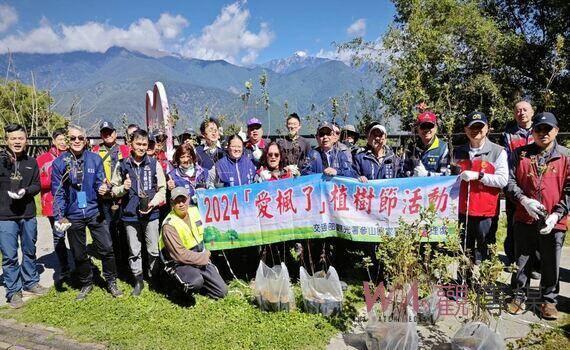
left=541, top=303, right=558, bottom=320
left=25, top=283, right=49, bottom=296
left=76, top=284, right=94, bottom=301
left=108, top=281, right=123, bottom=298
left=8, top=292, right=23, bottom=309
left=506, top=298, right=526, bottom=315
left=131, top=276, right=145, bottom=297
left=530, top=271, right=541, bottom=280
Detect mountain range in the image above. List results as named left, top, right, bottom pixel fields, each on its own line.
left=0, top=47, right=381, bottom=134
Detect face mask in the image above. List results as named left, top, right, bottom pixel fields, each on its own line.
left=183, top=165, right=195, bottom=177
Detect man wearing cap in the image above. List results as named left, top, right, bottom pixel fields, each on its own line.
left=340, top=124, right=363, bottom=156
left=92, top=121, right=131, bottom=272
left=502, top=101, right=535, bottom=265
left=159, top=187, right=227, bottom=299
left=453, top=112, right=508, bottom=264
left=150, top=130, right=171, bottom=172
left=196, top=118, right=224, bottom=171
left=506, top=112, right=568, bottom=320
left=245, top=118, right=266, bottom=167
left=277, top=113, right=313, bottom=169
left=302, top=122, right=356, bottom=177
left=331, top=123, right=353, bottom=164
left=36, top=128, right=71, bottom=281
left=403, top=111, right=450, bottom=177
left=353, top=123, right=402, bottom=181
left=178, top=129, right=196, bottom=147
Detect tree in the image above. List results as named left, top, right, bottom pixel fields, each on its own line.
left=0, top=81, right=68, bottom=138
left=204, top=226, right=221, bottom=246
left=226, top=229, right=239, bottom=244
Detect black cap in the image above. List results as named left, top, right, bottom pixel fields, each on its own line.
left=317, top=121, right=334, bottom=132
left=532, top=112, right=558, bottom=129
left=465, top=111, right=488, bottom=127
left=100, top=120, right=115, bottom=131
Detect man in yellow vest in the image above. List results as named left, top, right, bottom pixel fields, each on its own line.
left=159, top=187, right=227, bottom=299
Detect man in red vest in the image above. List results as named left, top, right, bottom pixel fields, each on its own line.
left=36, top=128, right=70, bottom=280
left=506, top=112, right=568, bottom=320
left=453, top=112, right=508, bottom=264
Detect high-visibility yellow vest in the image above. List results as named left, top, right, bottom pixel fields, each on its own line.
left=159, top=206, right=204, bottom=251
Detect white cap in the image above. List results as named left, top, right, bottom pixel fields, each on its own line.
left=368, top=124, right=387, bottom=135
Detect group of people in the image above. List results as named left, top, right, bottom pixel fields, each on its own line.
left=0, top=102, right=567, bottom=320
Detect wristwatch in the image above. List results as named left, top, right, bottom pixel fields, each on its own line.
left=478, top=171, right=484, bottom=180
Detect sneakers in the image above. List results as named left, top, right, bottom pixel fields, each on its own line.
left=76, top=284, right=94, bottom=301
left=25, top=283, right=49, bottom=296
left=108, top=281, right=123, bottom=298
left=506, top=298, right=526, bottom=315
left=8, top=292, right=23, bottom=309
left=541, top=303, right=559, bottom=320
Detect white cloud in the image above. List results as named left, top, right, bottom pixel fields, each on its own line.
left=157, top=13, right=189, bottom=39
left=0, top=12, right=188, bottom=54
left=316, top=48, right=354, bottom=65
left=0, top=4, right=18, bottom=32
left=179, top=1, right=274, bottom=65
left=347, top=18, right=366, bottom=37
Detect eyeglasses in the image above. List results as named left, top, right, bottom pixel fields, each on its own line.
left=69, top=136, right=86, bottom=141
left=267, top=152, right=280, bottom=158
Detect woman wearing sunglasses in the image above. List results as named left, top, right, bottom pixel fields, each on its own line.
left=256, top=142, right=299, bottom=182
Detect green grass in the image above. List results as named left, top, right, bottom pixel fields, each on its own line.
left=0, top=278, right=362, bottom=350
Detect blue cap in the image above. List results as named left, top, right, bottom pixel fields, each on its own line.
left=247, top=118, right=262, bottom=127
left=100, top=120, right=115, bottom=131
left=465, top=111, right=488, bottom=127
left=532, top=112, right=558, bottom=129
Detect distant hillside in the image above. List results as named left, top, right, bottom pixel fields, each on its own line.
left=0, top=47, right=381, bottom=133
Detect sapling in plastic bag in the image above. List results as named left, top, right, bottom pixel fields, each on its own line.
left=417, top=286, right=441, bottom=324
left=253, top=261, right=295, bottom=312
left=300, top=266, right=343, bottom=316
left=451, top=322, right=505, bottom=350
left=365, top=319, right=419, bottom=350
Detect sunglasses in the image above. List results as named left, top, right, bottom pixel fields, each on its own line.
left=267, top=152, right=280, bottom=158
left=419, top=123, right=435, bottom=130
left=318, top=130, right=333, bottom=137
left=69, top=136, right=86, bottom=141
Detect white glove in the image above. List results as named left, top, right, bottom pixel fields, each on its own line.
left=413, top=163, right=429, bottom=177
left=7, top=189, right=25, bottom=199
left=259, top=170, right=272, bottom=181
left=54, top=220, right=72, bottom=232
left=460, top=170, right=479, bottom=182
left=252, top=148, right=263, bottom=161
left=521, top=197, right=546, bottom=220
left=540, top=214, right=559, bottom=235
left=285, top=164, right=300, bottom=177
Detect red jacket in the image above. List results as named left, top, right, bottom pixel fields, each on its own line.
left=507, top=142, right=570, bottom=230
left=36, top=147, right=64, bottom=217
left=256, top=166, right=293, bottom=182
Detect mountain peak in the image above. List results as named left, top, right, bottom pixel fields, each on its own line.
left=294, top=50, right=308, bottom=58
left=260, top=52, right=330, bottom=74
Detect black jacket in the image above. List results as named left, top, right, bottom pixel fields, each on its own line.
left=0, top=150, right=41, bottom=220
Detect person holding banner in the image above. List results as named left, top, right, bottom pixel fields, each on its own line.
left=403, top=111, right=450, bottom=177
left=277, top=113, right=313, bottom=169
left=51, top=125, right=123, bottom=300
left=256, top=141, right=299, bottom=182
left=160, top=187, right=227, bottom=299
left=453, top=112, right=508, bottom=265
left=196, top=118, right=224, bottom=171
left=207, top=134, right=257, bottom=188
left=111, top=129, right=167, bottom=296
left=167, top=143, right=207, bottom=199
left=354, top=123, right=402, bottom=181
left=506, top=112, right=568, bottom=320
left=302, top=122, right=356, bottom=178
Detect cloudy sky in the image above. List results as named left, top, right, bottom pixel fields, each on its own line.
left=0, top=0, right=394, bottom=65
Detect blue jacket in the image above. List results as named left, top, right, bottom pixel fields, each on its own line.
left=214, top=154, right=257, bottom=187
left=402, top=136, right=450, bottom=176
left=195, top=144, right=224, bottom=171
left=168, top=165, right=207, bottom=198
left=353, top=146, right=402, bottom=180
left=51, top=150, right=104, bottom=221
left=117, top=155, right=161, bottom=222
left=301, top=147, right=357, bottom=178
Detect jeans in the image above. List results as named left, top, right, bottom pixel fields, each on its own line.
left=67, top=215, right=117, bottom=286
left=0, top=218, right=40, bottom=300
left=48, top=216, right=70, bottom=273
left=125, top=220, right=159, bottom=277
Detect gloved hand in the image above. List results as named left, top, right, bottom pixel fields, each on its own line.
left=54, top=219, right=72, bottom=232
left=460, top=170, right=479, bottom=182
left=413, top=163, right=429, bottom=177
left=7, top=189, right=25, bottom=199
left=284, top=164, right=300, bottom=177
left=252, top=148, right=263, bottom=161
left=521, top=197, right=546, bottom=220
left=540, top=214, right=559, bottom=235
left=259, top=170, right=272, bottom=181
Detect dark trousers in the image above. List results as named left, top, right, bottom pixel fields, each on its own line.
left=67, top=216, right=117, bottom=286
left=505, top=199, right=541, bottom=269
left=174, top=263, right=228, bottom=299
left=511, top=222, right=565, bottom=304
left=459, top=214, right=494, bottom=263
left=101, top=200, right=127, bottom=269
left=48, top=216, right=70, bottom=273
